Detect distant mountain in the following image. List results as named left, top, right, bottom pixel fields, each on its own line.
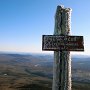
left=0, top=53, right=90, bottom=67
left=0, top=53, right=90, bottom=90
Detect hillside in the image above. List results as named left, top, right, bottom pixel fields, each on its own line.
left=0, top=53, right=90, bottom=90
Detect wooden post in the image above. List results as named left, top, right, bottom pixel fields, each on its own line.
left=42, top=5, right=84, bottom=90
left=52, top=6, right=72, bottom=90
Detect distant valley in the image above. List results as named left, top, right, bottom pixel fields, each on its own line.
left=0, top=53, right=90, bottom=90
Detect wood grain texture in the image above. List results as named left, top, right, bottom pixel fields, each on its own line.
left=52, top=5, right=72, bottom=90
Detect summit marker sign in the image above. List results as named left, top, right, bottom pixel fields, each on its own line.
left=42, top=35, right=84, bottom=51
left=42, top=6, right=84, bottom=90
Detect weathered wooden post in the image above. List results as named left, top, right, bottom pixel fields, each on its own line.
left=53, top=5, right=72, bottom=90
left=42, top=5, right=84, bottom=90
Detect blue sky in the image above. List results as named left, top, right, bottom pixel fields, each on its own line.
left=0, top=0, right=90, bottom=55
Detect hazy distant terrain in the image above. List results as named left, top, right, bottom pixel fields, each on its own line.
left=0, top=53, right=90, bottom=90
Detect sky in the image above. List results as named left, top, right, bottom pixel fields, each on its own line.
left=0, top=0, right=90, bottom=55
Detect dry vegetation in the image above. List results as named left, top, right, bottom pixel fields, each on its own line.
left=0, top=54, right=90, bottom=90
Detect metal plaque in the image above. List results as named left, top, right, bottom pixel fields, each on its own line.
left=42, top=35, right=84, bottom=51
